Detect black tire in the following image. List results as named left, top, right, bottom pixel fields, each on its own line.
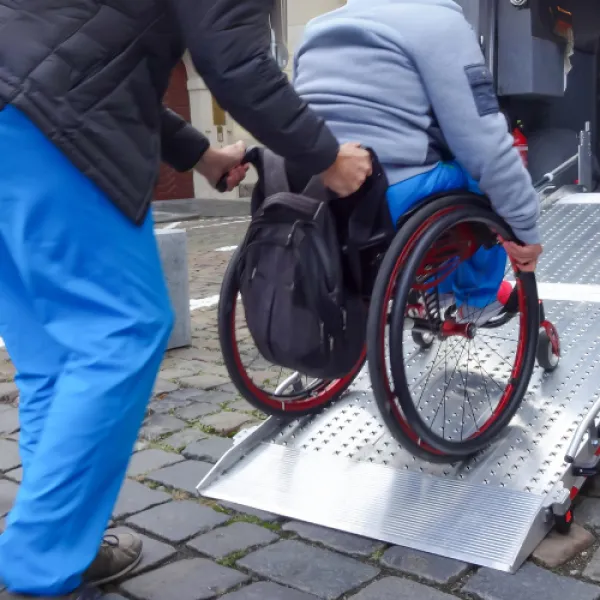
left=389, top=203, right=539, bottom=456
left=367, top=194, right=492, bottom=464
left=537, top=329, right=560, bottom=372
left=218, top=248, right=364, bottom=417
left=412, top=331, right=435, bottom=350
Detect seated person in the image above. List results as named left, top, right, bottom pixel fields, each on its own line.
left=293, top=0, right=543, bottom=325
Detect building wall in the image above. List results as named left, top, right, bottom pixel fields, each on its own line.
left=155, top=61, right=195, bottom=201
left=182, top=0, right=345, bottom=198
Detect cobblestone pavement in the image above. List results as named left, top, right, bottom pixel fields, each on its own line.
left=4, top=216, right=600, bottom=599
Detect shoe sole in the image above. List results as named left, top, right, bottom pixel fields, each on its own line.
left=89, top=550, right=143, bottom=586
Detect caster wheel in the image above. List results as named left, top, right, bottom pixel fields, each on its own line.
left=412, top=331, right=435, bottom=350
left=537, top=329, right=559, bottom=372
left=554, top=509, right=574, bottom=535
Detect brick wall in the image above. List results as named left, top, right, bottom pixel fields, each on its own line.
left=155, top=61, right=195, bottom=201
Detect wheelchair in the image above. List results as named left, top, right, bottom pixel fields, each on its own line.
left=218, top=149, right=560, bottom=463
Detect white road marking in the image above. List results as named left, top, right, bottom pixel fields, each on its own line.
left=0, top=283, right=594, bottom=353
left=558, top=194, right=600, bottom=205
left=537, top=282, right=600, bottom=303
left=190, top=218, right=250, bottom=231
left=160, top=221, right=181, bottom=230
left=214, top=245, right=238, bottom=252
left=189, top=295, right=220, bottom=311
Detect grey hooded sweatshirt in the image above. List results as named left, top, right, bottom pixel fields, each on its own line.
left=293, top=0, right=541, bottom=244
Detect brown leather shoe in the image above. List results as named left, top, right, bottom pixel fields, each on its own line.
left=83, top=532, right=143, bottom=586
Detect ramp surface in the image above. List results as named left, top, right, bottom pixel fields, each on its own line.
left=198, top=195, right=600, bottom=573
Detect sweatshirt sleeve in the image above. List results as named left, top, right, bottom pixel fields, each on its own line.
left=167, top=0, right=339, bottom=175
left=409, top=12, right=541, bottom=245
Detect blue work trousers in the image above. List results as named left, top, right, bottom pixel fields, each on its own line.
left=0, top=105, right=174, bottom=594
left=386, top=161, right=507, bottom=308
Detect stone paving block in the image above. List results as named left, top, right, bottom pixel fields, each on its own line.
left=120, top=558, right=248, bottom=600
left=200, top=412, right=256, bottom=435
left=533, top=524, right=595, bottom=568
left=0, top=382, right=18, bottom=403
left=127, top=449, right=184, bottom=477
left=161, top=428, right=207, bottom=451
left=139, top=414, right=187, bottom=441
left=218, top=501, right=280, bottom=522
left=153, top=379, right=179, bottom=396
left=103, top=595, right=128, bottom=600
left=350, top=577, right=457, bottom=600
left=145, top=460, right=212, bottom=494
left=0, top=517, right=5, bottom=533
left=576, top=498, right=600, bottom=530
left=109, top=527, right=177, bottom=575
left=184, top=436, right=233, bottom=464
left=112, top=479, right=172, bottom=519
left=226, top=399, right=255, bottom=413
left=180, top=374, right=228, bottom=390
left=161, top=388, right=207, bottom=404
left=0, top=406, right=19, bottom=435
left=221, top=582, right=320, bottom=600
left=283, top=521, right=384, bottom=558
left=175, top=402, right=219, bottom=421
left=0, top=479, right=19, bottom=517
left=5, top=467, right=22, bottom=483
left=238, top=540, right=379, bottom=600
left=463, top=562, right=600, bottom=600
left=583, top=546, right=600, bottom=582
left=0, top=439, right=21, bottom=472
left=126, top=500, right=228, bottom=543
left=187, top=521, right=278, bottom=559
left=381, top=546, right=470, bottom=584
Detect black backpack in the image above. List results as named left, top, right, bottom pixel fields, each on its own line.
left=237, top=150, right=369, bottom=380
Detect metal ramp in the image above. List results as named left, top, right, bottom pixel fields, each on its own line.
left=198, top=193, right=600, bottom=574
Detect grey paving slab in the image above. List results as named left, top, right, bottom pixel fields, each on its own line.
left=349, top=577, right=458, bottom=600
left=112, top=479, right=172, bottom=519
left=127, top=449, right=184, bottom=477
left=109, top=527, right=177, bottom=575
left=139, top=414, right=187, bottom=441
left=218, top=501, right=280, bottom=522
left=152, top=379, right=179, bottom=396
left=238, top=540, right=379, bottom=600
left=0, top=439, right=21, bottom=472
left=145, top=460, right=212, bottom=494
left=125, top=500, right=228, bottom=543
left=0, top=479, right=18, bottom=517
left=175, top=402, right=219, bottom=421
left=0, top=382, right=18, bottom=403
left=576, top=498, right=600, bottom=530
left=463, top=563, right=600, bottom=600
left=187, top=521, right=278, bottom=559
left=120, top=558, right=249, bottom=600
left=583, top=546, right=600, bottom=582
left=5, top=467, right=22, bottom=483
left=0, top=406, right=19, bottom=435
left=180, top=374, right=229, bottom=390
left=161, top=428, right=207, bottom=451
left=183, top=436, right=233, bottom=464
left=381, top=546, right=470, bottom=584
left=532, top=524, right=594, bottom=568
left=199, top=411, right=255, bottom=435
left=221, top=582, right=319, bottom=600
left=283, top=521, right=384, bottom=558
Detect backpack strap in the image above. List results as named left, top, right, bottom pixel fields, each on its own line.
left=301, top=176, right=330, bottom=203
left=262, top=149, right=291, bottom=197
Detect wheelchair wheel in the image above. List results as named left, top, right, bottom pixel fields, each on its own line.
left=367, top=195, right=539, bottom=460
left=219, top=249, right=365, bottom=417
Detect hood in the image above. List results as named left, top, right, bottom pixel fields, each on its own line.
left=346, top=0, right=463, bottom=13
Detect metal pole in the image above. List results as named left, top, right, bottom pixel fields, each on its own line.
left=270, top=0, right=289, bottom=70
left=578, top=122, right=593, bottom=192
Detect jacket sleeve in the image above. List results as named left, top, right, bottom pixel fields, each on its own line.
left=160, top=106, right=210, bottom=172
left=167, top=0, right=339, bottom=174
left=409, top=12, right=541, bottom=245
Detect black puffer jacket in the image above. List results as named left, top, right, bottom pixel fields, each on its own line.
left=0, top=0, right=339, bottom=223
